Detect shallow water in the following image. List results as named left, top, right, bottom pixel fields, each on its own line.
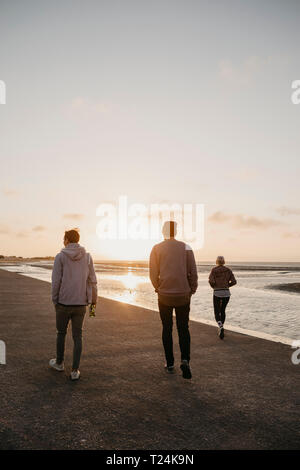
left=1, top=262, right=300, bottom=343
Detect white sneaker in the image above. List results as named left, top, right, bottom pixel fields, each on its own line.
left=49, top=358, right=64, bottom=371
left=70, top=370, right=80, bottom=381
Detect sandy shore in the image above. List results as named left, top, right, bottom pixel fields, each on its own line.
left=0, top=269, right=299, bottom=450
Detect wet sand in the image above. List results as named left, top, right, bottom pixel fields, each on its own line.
left=0, top=269, right=299, bottom=450
left=266, top=283, right=300, bottom=294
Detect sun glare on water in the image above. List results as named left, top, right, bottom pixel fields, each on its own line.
left=101, top=269, right=149, bottom=305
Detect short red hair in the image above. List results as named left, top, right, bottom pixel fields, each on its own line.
left=64, top=229, right=80, bottom=243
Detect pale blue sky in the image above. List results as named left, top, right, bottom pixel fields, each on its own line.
left=1, top=0, right=300, bottom=260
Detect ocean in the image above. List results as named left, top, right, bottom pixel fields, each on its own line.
left=1, top=261, right=300, bottom=344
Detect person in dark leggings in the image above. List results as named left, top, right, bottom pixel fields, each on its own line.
left=213, top=296, right=230, bottom=326
left=209, top=256, right=237, bottom=339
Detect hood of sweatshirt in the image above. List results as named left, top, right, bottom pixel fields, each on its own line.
left=61, top=243, right=86, bottom=261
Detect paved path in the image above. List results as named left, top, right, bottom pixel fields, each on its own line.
left=0, top=269, right=299, bottom=449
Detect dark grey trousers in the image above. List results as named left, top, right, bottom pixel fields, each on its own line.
left=55, top=304, right=86, bottom=370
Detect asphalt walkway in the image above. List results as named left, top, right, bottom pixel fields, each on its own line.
left=0, top=269, right=299, bottom=449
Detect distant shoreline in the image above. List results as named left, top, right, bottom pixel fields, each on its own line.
left=266, top=283, right=300, bottom=294
left=2, top=258, right=300, bottom=271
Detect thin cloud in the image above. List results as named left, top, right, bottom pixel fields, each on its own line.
left=209, top=211, right=284, bottom=229
left=0, top=225, right=11, bottom=235
left=232, top=214, right=282, bottom=229
left=71, top=97, right=109, bottom=113
left=16, top=232, right=28, bottom=238
left=230, top=168, right=259, bottom=182
left=276, top=206, right=300, bottom=216
left=219, top=56, right=267, bottom=85
left=219, top=55, right=289, bottom=87
left=282, top=232, right=300, bottom=239
left=32, top=225, right=46, bottom=232
left=208, top=211, right=231, bottom=223
left=67, top=97, right=110, bottom=122
left=63, top=213, right=84, bottom=220
left=2, top=188, right=19, bottom=197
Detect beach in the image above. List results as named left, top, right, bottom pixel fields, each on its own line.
left=1, top=260, right=300, bottom=342
left=0, top=269, right=299, bottom=450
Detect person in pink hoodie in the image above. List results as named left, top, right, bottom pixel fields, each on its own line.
left=50, top=229, right=98, bottom=380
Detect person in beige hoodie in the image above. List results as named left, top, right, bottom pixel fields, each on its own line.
left=149, top=221, right=198, bottom=379
left=209, top=256, right=237, bottom=339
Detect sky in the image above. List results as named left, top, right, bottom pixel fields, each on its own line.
left=1, top=0, right=300, bottom=261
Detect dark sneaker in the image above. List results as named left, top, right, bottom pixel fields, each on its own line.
left=219, top=327, right=225, bottom=340
left=180, top=360, right=192, bottom=379
left=165, top=364, right=175, bottom=374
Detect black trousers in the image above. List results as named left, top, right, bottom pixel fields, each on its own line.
left=213, top=295, right=230, bottom=325
left=158, top=301, right=190, bottom=367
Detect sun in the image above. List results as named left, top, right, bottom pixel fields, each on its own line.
left=88, top=235, right=161, bottom=261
